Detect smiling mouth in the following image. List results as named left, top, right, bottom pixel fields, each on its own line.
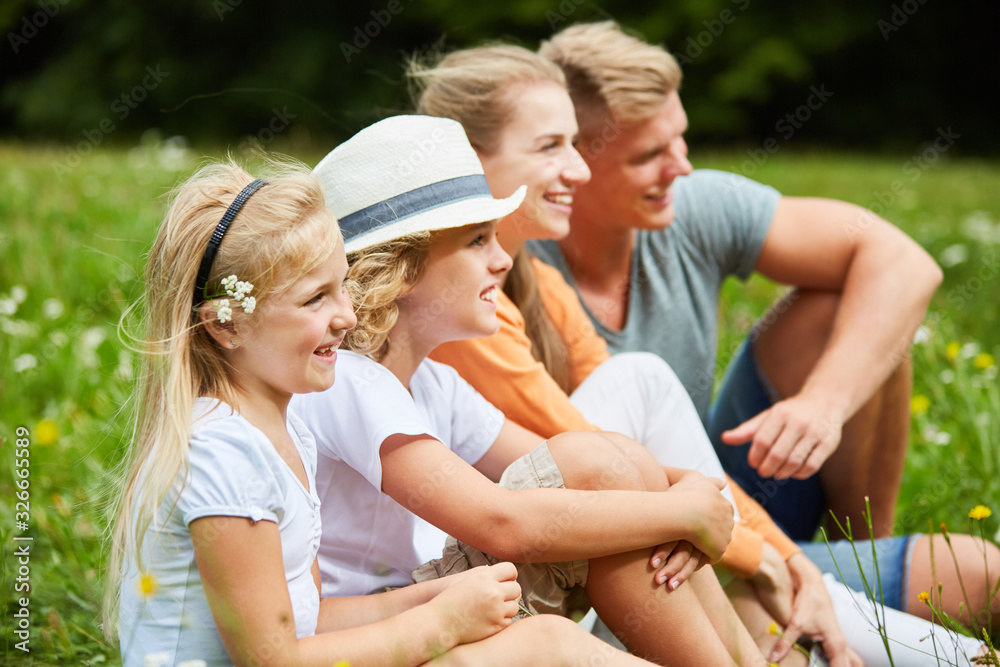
left=643, top=188, right=675, bottom=205
left=314, top=339, right=343, bottom=357
left=480, top=286, right=498, bottom=302
left=544, top=193, right=573, bottom=206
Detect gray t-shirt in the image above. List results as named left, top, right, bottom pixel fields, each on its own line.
left=530, top=169, right=780, bottom=423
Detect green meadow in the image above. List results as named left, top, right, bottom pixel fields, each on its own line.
left=1, top=139, right=998, bottom=664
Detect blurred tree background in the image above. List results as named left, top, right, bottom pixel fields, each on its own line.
left=1, top=0, right=996, bottom=156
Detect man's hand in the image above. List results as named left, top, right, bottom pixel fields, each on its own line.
left=721, top=392, right=844, bottom=480
left=768, top=554, right=862, bottom=667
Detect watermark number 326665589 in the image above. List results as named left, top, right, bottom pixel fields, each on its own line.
left=12, top=425, right=33, bottom=653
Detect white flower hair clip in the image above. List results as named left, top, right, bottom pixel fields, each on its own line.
left=213, top=275, right=256, bottom=323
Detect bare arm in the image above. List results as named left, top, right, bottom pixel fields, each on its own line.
left=723, top=196, right=942, bottom=478
left=316, top=574, right=452, bottom=632
left=472, top=419, right=546, bottom=481
left=380, top=433, right=734, bottom=564
left=191, top=516, right=520, bottom=666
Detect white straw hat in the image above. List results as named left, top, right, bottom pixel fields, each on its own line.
left=313, top=115, right=526, bottom=254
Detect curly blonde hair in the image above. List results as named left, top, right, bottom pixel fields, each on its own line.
left=344, top=232, right=432, bottom=361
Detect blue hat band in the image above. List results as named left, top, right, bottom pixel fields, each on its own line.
left=339, top=174, right=492, bottom=243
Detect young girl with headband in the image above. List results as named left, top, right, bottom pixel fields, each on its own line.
left=296, top=115, right=772, bottom=666
left=410, top=43, right=988, bottom=665
left=104, top=159, right=562, bottom=666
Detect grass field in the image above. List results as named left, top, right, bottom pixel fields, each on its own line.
left=1, top=138, right=998, bottom=664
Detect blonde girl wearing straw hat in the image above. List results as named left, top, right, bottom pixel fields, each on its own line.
left=294, top=115, right=773, bottom=666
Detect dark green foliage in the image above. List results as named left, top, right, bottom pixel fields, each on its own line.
left=2, top=0, right=998, bottom=153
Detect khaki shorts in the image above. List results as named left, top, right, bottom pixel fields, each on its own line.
left=411, top=441, right=591, bottom=618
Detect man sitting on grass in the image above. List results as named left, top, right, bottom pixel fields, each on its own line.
left=531, top=21, right=1000, bottom=641
left=535, top=17, right=941, bottom=539
left=533, top=20, right=942, bottom=546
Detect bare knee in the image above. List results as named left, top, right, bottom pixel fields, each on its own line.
left=547, top=432, right=648, bottom=492
left=600, top=432, right=669, bottom=491
left=513, top=615, right=601, bottom=662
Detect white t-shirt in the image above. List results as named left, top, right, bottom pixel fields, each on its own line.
left=118, top=399, right=322, bottom=667
left=291, top=351, right=503, bottom=597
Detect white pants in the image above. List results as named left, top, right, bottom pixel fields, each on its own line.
left=826, top=574, right=982, bottom=666
left=569, top=352, right=737, bottom=513
left=569, top=353, right=984, bottom=664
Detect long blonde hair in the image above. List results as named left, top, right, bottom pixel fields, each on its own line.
left=409, top=45, right=573, bottom=391
left=103, top=157, right=339, bottom=638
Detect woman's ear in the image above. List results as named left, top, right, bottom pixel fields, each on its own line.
left=199, top=302, right=240, bottom=350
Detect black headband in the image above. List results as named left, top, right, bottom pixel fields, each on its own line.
left=192, top=179, right=267, bottom=306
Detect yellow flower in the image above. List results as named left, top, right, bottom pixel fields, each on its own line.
left=333, top=662, right=351, bottom=667
left=918, top=591, right=930, bottom=603
left=138, top=572, right=159, bottom=599
left=969, top=505, right=993, bottom=520
left=35, top=419, right=59, bottom=446
left=946, top=341, right=961, bottom=362
left=974, top=353, right=996, bottom=370
left=910, top=395, right=930, bottom=416
left=768, top=621, right=778, bottom=635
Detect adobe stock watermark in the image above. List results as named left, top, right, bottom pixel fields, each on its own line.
left=673, top=0, right=751, bottom=66
left=51, top=65, right=170, bottom=181
left=387, top=124, right=449, bottom=189
left=877, top=0, right=930, bottom=41
left=730, top=83, right=834, bottom=178
left=340, top=0, right=413, bottom=63
left=12, top=426, right=33, bottom=652
left=945, top=251, right=998, bottom=310
left=844, top=126, right=960, bottom=242
left=7, top=0, right=69, bottom=54
left=235, top=107, right=297, bottom=153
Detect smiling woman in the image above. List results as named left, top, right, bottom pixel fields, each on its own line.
left=475, top=81, right=591, bottom=252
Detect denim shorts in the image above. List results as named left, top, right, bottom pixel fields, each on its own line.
left=799, top=534, right=920, bottom=611
left=707, top=335, right=826, bottom=541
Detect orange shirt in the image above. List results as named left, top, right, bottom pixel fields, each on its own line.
left=431, top=257, right=800, bottom=577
